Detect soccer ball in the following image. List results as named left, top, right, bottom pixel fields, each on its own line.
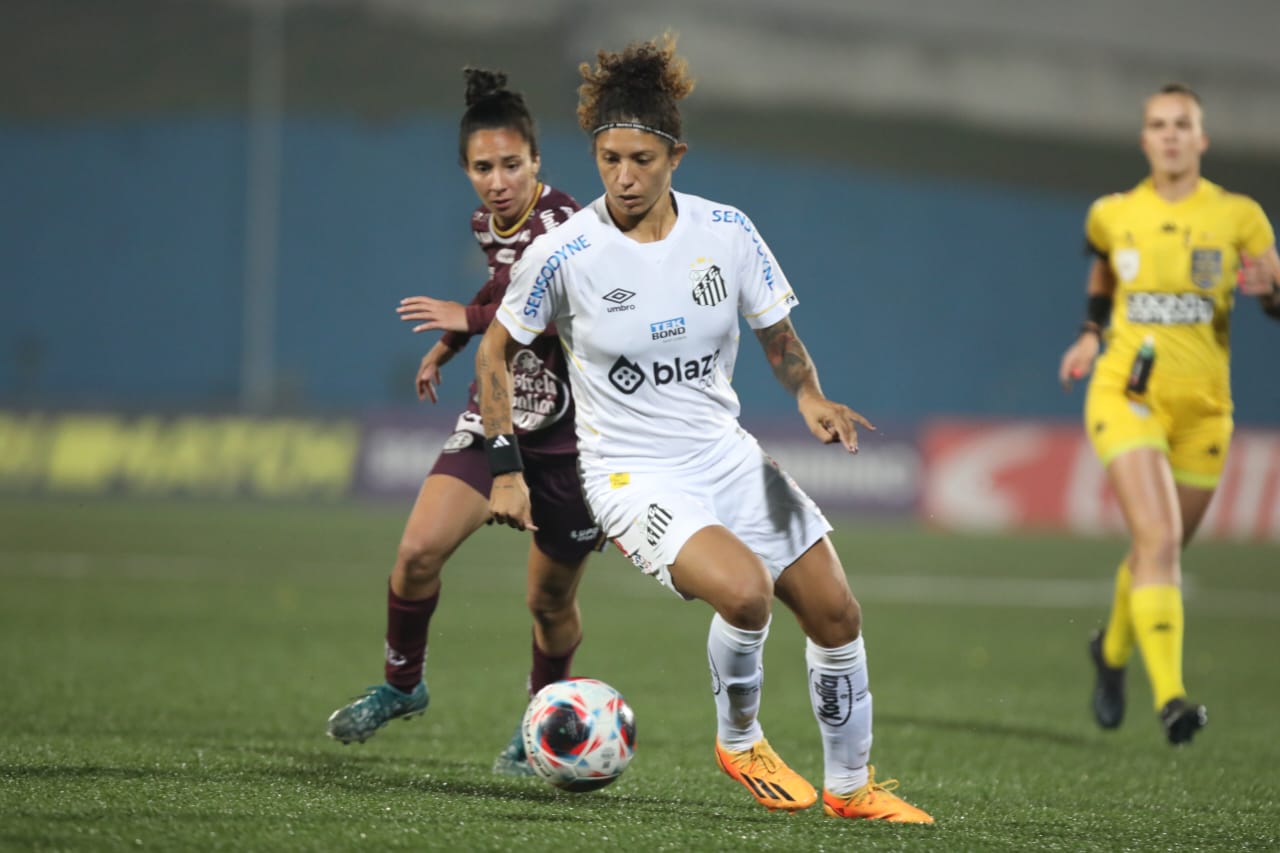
left=521, top=678, right=636, bottom=792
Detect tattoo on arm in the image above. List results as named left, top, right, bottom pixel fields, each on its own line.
left=476, top=334, right=515, bottom=436
left=755, top=317, right=818, bottom=397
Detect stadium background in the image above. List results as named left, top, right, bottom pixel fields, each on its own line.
left=4, top=5, right=1280, bottom=849
left=3, top=0, right=1279, bottom=537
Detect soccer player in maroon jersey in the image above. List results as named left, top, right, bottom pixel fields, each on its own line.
left=327, top=68, right=600, bottom=775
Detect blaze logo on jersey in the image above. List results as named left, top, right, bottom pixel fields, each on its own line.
left=691, top=263, right=727, bottom=307
left=607, top=350, right=722, bottom=394
left=645, top=503, right=672, bottom=547
left=652, top=351, right=720, bottom=387
left=1190, top=248, right=1222, bottom=289
left=608, top=356, right=646, bottom=394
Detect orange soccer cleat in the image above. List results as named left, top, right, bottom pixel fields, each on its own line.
left=822, top=766, right=934, bottom=823
left=714, top=738, right=818, bottom=813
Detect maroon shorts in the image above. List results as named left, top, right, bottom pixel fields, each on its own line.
left=429, top=435, right=601, bottom=564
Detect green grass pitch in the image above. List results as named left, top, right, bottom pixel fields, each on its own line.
left=1, top=496, right=1277, bottom=851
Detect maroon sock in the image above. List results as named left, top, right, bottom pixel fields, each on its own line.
left=384, top=585, right=438, bottom=692
left=529, top=631, right=581, bottom=696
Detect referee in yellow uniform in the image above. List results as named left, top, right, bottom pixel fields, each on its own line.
left=1058, top=83, right=1280, bottom=744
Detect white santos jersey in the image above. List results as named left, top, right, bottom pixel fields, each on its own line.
left=497, top=190, right=798, bottom=476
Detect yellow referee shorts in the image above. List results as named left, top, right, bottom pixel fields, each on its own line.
left=1084, top=378, right=1233, bottom=489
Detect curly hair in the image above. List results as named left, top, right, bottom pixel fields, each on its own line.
left=458, top=66, right=538, bottom=166
left=576, top=33, right=695, bottom=148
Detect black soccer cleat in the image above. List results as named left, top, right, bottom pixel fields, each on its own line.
left=1159, top=698, right=1207, bottom=745
left=1088, top=630, right=1126, bottom=729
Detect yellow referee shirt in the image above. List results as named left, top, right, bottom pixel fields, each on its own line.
left=1085, top=178, right=1275, bottom=396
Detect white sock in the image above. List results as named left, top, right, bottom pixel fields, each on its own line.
left=807, top=635, right=872, bottom=794
left=707, top=613, right=769, bottom=751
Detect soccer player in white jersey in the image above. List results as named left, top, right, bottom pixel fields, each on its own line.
left=474, top=35, right=932, bottom=823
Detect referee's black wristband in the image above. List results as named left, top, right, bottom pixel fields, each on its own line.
left=1263, top=282, right=1280, bottom=319
left=485, top=434, right=524, bottom=476
left=1087, top=294, right=1112, bottom=327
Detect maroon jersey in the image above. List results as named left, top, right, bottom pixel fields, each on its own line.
left=441, top=183, right=580, bottom=458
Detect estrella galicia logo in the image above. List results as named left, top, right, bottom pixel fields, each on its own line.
left=608, top=355, right=645, bottom=394
left=649, top=317, right=687, bottom=341
left=603, top=288, right=637, bottom=313
left=692, top=264, right=727, bottom=307
left=645, top=503, right=672, bottom=547
left=1190, top=248, right=1222, bottom=289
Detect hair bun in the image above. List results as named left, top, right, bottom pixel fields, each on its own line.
left=463, top=67, right=510, bottom=107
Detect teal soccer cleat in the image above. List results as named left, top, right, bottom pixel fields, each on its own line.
left=327, top=682, right=429, bottom=744
left=492, top=723, right=535, bottom=776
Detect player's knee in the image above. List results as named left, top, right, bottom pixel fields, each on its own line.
left=1132, top=521, right=1180, bottom=569
left=716, top=586, right=772, bottom=632
left=807, top=596, right=861, bottom=647
left=528, top=588, right=579, bottom=629
left=395, top=537, right=447, bottom=586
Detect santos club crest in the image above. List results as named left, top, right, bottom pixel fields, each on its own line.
left=690, top=259, right=727, bottom=307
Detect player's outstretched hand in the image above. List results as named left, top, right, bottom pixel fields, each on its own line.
left=489, top=472, right=539, bottom=532
left=1058, top=333, right=1100, bottom=391
left=397, top=296, right=469, bottom=333
left=1237, top=251, right=1273, bottom=296
left=415, top=353, right=442, bottom=403
left=799, top=394, right=874, bottom=454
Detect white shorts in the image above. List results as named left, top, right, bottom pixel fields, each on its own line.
left=583, top=428, right=833, bottom=598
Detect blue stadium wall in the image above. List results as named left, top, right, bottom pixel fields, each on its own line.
left=4, top=116, right=1278, bottom=424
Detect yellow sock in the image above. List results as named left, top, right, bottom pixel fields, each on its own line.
left=1101, top=561, right=1133, bottom=668
left=1129, top=584, right=1186, bottom=710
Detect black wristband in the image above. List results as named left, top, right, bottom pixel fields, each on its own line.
left=1087, top=294, right=1112, bottom=327
left=485, top=434, right=523, bottom=476
left=1263, top=281, right=1280, bottom=319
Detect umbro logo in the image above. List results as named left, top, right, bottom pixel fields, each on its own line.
left=603, top=288, right=637, bottom=312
